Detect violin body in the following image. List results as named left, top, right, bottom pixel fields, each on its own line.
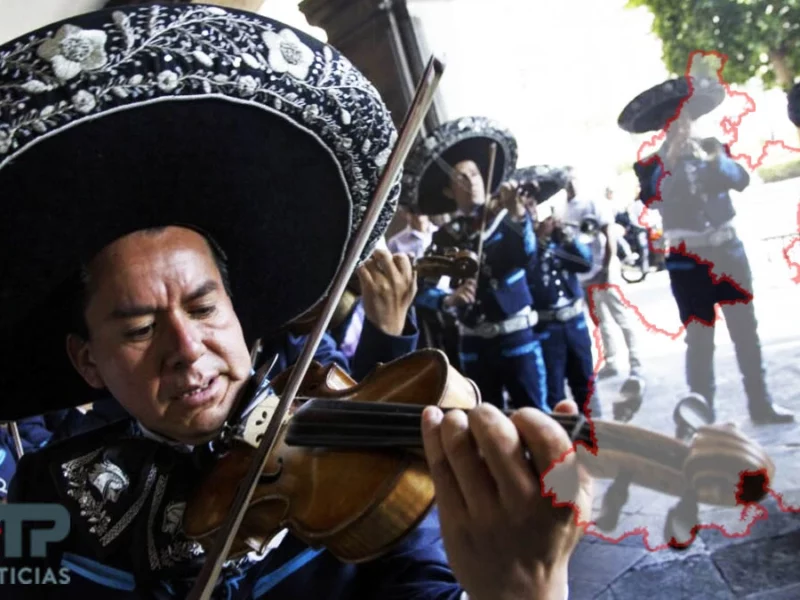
left=183, top=350, right=479, bottom=562
left=183, top=349, right=775, bottom=563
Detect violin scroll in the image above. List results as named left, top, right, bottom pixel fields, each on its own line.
left=682, top=423, right=774, bottom=506
left=415, top=249, right=479, bottom=280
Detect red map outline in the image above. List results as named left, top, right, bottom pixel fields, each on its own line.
left=543, top=49, right=800, bottom=552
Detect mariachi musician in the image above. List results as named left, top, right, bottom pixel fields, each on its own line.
left=512, top=166, right=599, bottom=416
left=403, top=118, right=548, bottom=413
left=619, top=75, right=793, bottom=425
left=0, top=5, right=587, bottom=599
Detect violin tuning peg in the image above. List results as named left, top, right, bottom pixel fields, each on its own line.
left=664, top=492, right=700, bottom=550
left=673, top=394, right=714, bottom=441
left=595, top=473, right=632, bottom=532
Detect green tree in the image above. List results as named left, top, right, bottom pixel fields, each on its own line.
left=626, top=0, right=800, bottom=90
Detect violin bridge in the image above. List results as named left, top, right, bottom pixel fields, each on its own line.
left=237, top=392, right=291, bottom=449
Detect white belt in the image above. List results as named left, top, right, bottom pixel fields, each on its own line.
left=538, top=298, right=585, bottom=323
left=666, top=225, right=737, bottom=250
left=459, top=307, right=539, bottom=339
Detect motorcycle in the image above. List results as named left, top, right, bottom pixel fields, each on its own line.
left=616, top=213, right=667, bottom=284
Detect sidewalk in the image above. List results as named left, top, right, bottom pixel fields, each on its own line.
left=569, top=267, right=800, bottom=599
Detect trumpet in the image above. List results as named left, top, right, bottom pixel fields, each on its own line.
left=560, top=216, right=601, bottom=236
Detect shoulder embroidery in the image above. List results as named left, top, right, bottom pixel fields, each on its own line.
left=62, top=448, right=157, bottom=546
left=88, top=458, right=130, bottom=502
left=147, top=474, right=204, bottom=571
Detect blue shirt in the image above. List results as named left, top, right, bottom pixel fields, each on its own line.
left=418, top=207, right=537, bottom=326
left=645, top=150, right=749, bottom=233
left=528, top=237, right=593, bottom=310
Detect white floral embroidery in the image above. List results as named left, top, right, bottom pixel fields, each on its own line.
left=237, top=75, right=259, bottom=96
left=262, top=28, right=315, bottom=80
left=36, top=24, right=108, bottom=82
left=72, top=90, right=96, bottom=114
left=0, top=4, right=400, bottom=257
left=156, top=70, right=179, bottom=92
left=374, top=147, right=392, bottom=168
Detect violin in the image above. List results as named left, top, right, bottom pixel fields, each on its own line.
left=285, top=249, right=479, bottom=335
left=183, top=349, right=774, bottom=562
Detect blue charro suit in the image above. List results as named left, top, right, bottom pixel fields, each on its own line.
left=528, top=233, right=596, bottom=414
left=643, top=145, right=778, bottom=417
left=1, top=315, right=432, bottom=599
left=417, top=206, right=547, bottom=411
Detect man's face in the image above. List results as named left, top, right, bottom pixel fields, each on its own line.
left=67, top=227, right=252, bottom=445
left=448, top=160, right=486, bottom=212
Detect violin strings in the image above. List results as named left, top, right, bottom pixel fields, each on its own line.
left=285, top=421, right=595, bottom=449
left=285, top=399, right=595, bottom=449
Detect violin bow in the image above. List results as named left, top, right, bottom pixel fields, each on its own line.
left=473, top=142, right=498, bottom=291
left=187, top=55, right=446, bottom=600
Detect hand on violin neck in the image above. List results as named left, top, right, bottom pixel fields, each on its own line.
left=356, top=249, right=417, bottom=337
left=419, top=400, right=591, bottom=600
left=443, top=279, right=476, bottom=309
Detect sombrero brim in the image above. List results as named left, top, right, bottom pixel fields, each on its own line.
left=512, top=165, right=570, bottom=204
left=0, top=3, right=398, bottom=421
left=618, top=76, right=726, bottom=133
left=400, top=117, right=517, bottom=215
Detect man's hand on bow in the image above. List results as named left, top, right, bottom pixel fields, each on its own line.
left=421, top=400, right=592, bottom=600
left=357, top=249, right=416, bottom=337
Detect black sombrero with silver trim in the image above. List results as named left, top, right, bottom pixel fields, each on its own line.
left=400, top=116, right=517, bottom=215
left=511, top=164, right=570, bottom=204
left=0, top=3, right=399, bottom=420
left=618, top=75, right=726, bottom=134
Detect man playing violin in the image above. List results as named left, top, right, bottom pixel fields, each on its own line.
left=0, top=6, right=590, bottom=599
left=404, top=118, right=549, bottom=414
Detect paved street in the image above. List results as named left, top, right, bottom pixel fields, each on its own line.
left=566, top=180, right=800, bottom=599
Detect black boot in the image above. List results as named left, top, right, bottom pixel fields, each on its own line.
left=750, top=403, right=795, bottom=425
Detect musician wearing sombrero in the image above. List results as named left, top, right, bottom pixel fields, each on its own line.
left=0, top=5, right=589, bottom=599
left=403, top=118, right=549, bottom=413
left=621, top=75, right=793, bottom=425
left=512, top=166, right=599, bottom=417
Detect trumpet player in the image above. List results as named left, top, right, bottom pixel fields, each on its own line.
left=620, top=75, right=794, bottom=425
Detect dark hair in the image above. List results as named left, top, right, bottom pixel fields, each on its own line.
left=69, top=227, right=232, bottom=340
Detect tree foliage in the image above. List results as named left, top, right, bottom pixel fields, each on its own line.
left=626, top=0, right=800, bottom=90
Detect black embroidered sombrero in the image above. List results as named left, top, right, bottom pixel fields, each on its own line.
left=400, top=116, right=517, bottom=215
left=618, top=75, right=726, bottom=134
left=0, top=3, right=399, bottom=421
left=511, top=165, right=570, bottom=204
